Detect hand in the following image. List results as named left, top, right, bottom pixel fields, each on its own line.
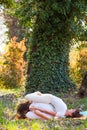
left=29, top=106, right=36, bottom=111
left=35, top=91, right=42, bottom=95
left=54, top=116, right=62, bottom=120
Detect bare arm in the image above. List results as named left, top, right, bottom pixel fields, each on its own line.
left=30, top=106, right=56, bottom=116
left=38, top=108, right=56, bottom=116
left=34, top=110, right=51, bottom=120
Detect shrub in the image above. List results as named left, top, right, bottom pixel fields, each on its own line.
left=0, top=37, right=26, bottom=88
left=69, top=42, right=87, bottom=86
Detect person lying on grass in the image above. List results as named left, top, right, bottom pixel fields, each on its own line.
left=25, top=91, right=67, bottom=118
left=16, top=92, right=82, bottom=120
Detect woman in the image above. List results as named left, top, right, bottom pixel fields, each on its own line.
left=25, top=91, right=67, bottom=118
left=16, top=101, right=82, bottom=120
left=16, top=91, right=82, bottom=120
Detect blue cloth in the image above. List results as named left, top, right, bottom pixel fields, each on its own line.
left=80, top=111, right=87, bottom=116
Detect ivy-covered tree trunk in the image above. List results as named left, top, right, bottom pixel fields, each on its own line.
left=26, top=42, right=74, bottom=92
left=25, top=1, right=76, bottom=93
left=14, top=0, right=86, bottom=93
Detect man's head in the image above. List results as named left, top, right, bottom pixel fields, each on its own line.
left=65, top=109, right=82, bottom=118
left=16, top=101, right=31, bottom=119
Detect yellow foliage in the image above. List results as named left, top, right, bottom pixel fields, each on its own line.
left=0, top=36, right=26, bottom=88
left=69, top=45, right=87, bottom=85
left=69, top=49, right=79, bottom=69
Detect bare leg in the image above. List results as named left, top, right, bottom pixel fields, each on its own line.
left=34, top=110, right=51, bottom=120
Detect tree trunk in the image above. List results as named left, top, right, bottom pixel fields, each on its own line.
left=25, top=1, right=75, bottom=93
left=79, top=72, right=87, bottom=97
left=25, top=21, right=75, bottom=92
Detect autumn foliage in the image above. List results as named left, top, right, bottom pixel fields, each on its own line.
left=69, top=42, right=87, bottom=86
left=0, top=37, right=26, bottom=88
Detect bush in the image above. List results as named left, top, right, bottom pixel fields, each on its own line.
left=0, top=37, right=26, bottom=88
left=69, top=42, right=87, bottom=86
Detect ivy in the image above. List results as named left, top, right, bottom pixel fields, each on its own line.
left=0, top=0, right=15, bottom=8
left=14, top=0, right=87, bottom=93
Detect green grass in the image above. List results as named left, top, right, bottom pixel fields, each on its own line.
left=0, top=88, right=87, bottom=130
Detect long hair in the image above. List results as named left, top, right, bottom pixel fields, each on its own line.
left=16, top=101, right=31, bottom=119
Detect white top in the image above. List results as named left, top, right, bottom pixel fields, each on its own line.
left=25, top=92, right=67, bottom=117
left=26, top=111, right=41, bottom=119
left=29, top=102, right=55, bottom=112
left=25, top=102, right=54, bottom=119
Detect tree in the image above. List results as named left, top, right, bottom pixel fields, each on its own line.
left=0, top=0, right=24, bottom=41
left=15, top=0, right=87, bottom=93
left=79, top=71, right=87, bottom=97
left=3, top=0, right=87, bottom=92
left=0, top=37, right=26, bottom=88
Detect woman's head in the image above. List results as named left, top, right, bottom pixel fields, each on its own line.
left=16, top=101, right=31, bottom=119
left=65, top=109, right=82, bottom=118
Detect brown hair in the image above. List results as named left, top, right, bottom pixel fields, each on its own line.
left=72, top=109, right=82, bottom=118
left=16, top=101, right=31, bottom=119
left=66, top=109, right=83, bottom=118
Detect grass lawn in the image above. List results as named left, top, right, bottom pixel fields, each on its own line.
left=0, top=87, right=87, bottom=130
